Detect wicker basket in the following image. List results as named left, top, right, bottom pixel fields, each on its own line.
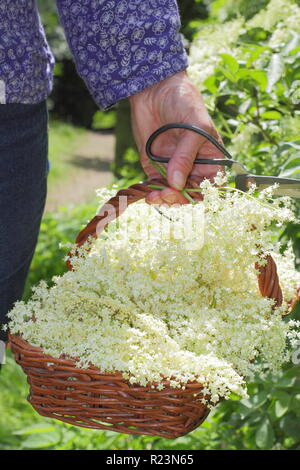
left=9, top=181, right=286, bottom=438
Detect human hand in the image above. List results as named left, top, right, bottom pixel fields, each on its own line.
left=129, top=71, right=224, bottom=205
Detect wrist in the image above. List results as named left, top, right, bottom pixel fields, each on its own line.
left=129, top=70, right=189, bottom=107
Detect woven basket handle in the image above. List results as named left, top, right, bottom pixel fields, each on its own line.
left=69, top=180, right=283, bottom=307
left=75, top=181, right=155, bottom=246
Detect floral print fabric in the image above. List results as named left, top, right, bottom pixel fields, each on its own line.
left=0, top=0, right=188, bottom=109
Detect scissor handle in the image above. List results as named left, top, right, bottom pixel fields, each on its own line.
left=145, top=122, right=234, bottom=166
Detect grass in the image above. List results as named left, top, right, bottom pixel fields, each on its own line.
left=47, top=120, right=87, bottom=187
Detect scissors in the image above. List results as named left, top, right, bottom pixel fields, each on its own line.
left=145, top=123, right=300, bottom=198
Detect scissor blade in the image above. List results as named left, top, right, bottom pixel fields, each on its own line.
left=235, top=174, right=300, bottom=198
left=263, top=184, right=300, bottom=198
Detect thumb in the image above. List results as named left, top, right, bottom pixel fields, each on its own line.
left=167, top=132, right=204, bottom=190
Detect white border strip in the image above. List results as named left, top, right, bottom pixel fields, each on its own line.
left=0, top=80, right=6, bottom=104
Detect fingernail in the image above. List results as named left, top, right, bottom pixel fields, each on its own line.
left=172, top=171, right=185, bottom=190
left=163, top=193, right=177, bottom=204
left=146, top=193, right=160, bottom=204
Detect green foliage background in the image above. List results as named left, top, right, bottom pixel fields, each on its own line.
left=1, top=0, right=300, bottom=450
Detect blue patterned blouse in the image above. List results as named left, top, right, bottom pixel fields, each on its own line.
left=0, top=0, right=189, bottom=110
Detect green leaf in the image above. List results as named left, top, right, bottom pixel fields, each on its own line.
left=220, top=53, right=239, bottom=74
left=218, top=66, right=237, bottom=83
left=274, top=391, right=292, bottom=418
left=275, top=370, right=298, bottom=388
left=240, top=391, right=268, bottom=415
left=287, top=299, right=300, bottom=323
left=238, top=403, right=253, bottom=419
left=279, top=154, right=300, bottom=178
left=252, top=391, right=269, bottom=409
left=246, top=45, right=269, bottom=67
left=21, top=431, right=61, bottom=449
left=284, top=437, right=298, bottom=449
left=289, top=46, right=300, bottom=56
left=281, top=153, right=300, bottom=170
left=238, top=69, right=267, bottom=91
left=290, top=394, right=300, bottom=414
left=240, top=398, right=253, bottom=409
left=204, top=75, right=218, bottom=94
left=255, top=417, right=275, bottom=449
left=280, top=414, right=300, bottom=441
left=261, top=111, right=282, bottom=120
left=279, top=167, right=300, bottom=178
left=14, top=423, right=56, bottom=435
left=282, top=366, right=300, bottom=379
left=243, top=410, right=262, bottom=426
left=249, top=70, right=268, bottom=91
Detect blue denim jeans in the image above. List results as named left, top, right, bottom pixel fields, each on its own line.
left=0, top=101, right=48, bottom=342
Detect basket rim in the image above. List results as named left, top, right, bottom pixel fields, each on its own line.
left=9, top=332, right=125, bottom=375
left=8, top=332, right=210, bottom=394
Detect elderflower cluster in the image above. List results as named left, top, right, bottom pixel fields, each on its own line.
left=188, top=18, right=244, bottom=90
left=7, top=179, right=300, bottom=406
left=188, top=0, right=300, bottom=91
left=248, top=0, right=300, bottom=46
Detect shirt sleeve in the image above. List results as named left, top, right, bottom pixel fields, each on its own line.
left=55, top=0, right=189, bottom=110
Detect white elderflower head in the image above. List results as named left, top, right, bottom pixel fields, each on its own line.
left=7, top=179, right=300, bottom=406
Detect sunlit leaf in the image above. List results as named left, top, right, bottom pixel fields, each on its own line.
left=21, top=431, right=61, bottom=449
left=220, top=53, right=239, bottom=74
left=261, top=110, right=282, bottom=120
left=274, top=391, right=292, bottom=418
left=14, top=423, right=56, bottom=435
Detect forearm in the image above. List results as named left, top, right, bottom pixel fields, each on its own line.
left=55, top=0, right=188, bottom=110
